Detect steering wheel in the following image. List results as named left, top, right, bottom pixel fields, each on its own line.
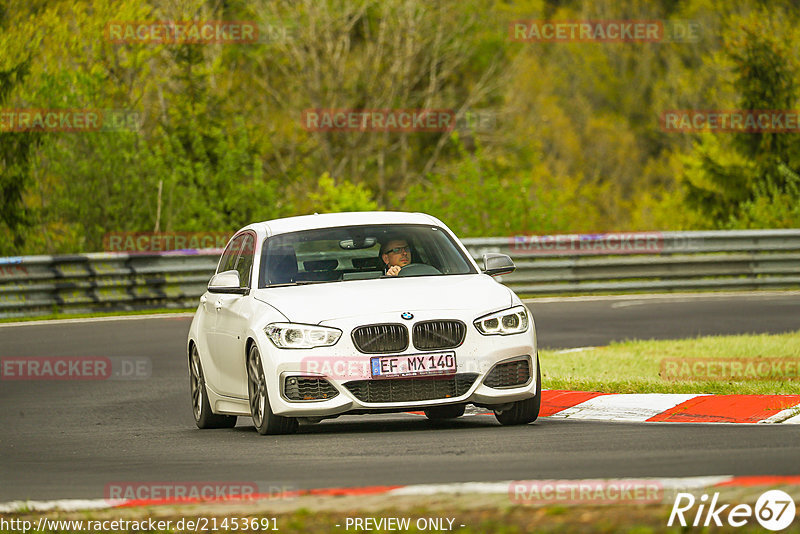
left=396, top=263, right=442, bottom=277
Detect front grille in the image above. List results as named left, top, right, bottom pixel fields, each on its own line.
left=352, top=324, right=408, bottom=354
left=484, top=357, right=531, bottom=389
left=344, top=373, right=478, bottom=403
left=413, top=320, right=466, bottom=350
left=284, top=377, right=339, bottom=401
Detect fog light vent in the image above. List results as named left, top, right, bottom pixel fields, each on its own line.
left=284, top=376, right=339, bottom=401
left=484, top=357, right=531, bottom=389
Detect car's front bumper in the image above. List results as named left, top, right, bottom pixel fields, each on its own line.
left=256, top=309, right=539, bottom=417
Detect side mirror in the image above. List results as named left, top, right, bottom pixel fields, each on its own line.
left=208, top=270, right=247, bottom=294
left=483, top=253, right=515, bottom=277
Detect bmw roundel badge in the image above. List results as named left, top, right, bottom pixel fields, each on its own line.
left=401, top=312, right=414, bottom=320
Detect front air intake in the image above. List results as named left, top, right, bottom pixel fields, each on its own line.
left=484, top=357, right=531, bottom=389
left=284, top=377, right=339, bottom=401
left=343, top=373, right=478, bottom=403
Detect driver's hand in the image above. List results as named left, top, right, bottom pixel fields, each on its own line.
left=386, top=265, right=402, bottom=276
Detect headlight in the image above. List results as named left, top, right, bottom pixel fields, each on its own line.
left=264, top=323, right=342, bottom=349
left=474, top=305, right=529, bottom=336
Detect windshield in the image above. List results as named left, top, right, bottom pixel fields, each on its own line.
left=258, top=224, right=476, bottom=287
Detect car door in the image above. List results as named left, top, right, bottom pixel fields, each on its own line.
left=211, top=232, right=255, bottom=398
left=203, top=234, right=246, bottom=395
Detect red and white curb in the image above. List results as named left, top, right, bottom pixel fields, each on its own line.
left=435, top=391, right=800, bottom=424
left=539, top=390, right=800, bottom=424
left=2, top=476, right=799, bottom=513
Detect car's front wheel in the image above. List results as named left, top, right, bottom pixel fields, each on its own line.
left=190, top=345, right=237, bottom=429
left=494, top=355, right=541, bottom=426
left=424, top=403, right=466, bottom=421
left=247, top=344, right=298, bottom=435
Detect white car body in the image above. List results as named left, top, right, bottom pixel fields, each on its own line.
left=187, top=211, right=540, bottom=434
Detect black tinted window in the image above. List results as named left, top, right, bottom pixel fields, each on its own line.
left=218, top=234, right=245, bottom=274
left=233, top=234, right=255, bottom=288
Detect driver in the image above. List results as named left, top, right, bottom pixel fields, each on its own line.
left=380, top=238, right=412, bottom=276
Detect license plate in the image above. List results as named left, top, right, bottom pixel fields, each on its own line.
left=370, top=352, right=457, bottom=379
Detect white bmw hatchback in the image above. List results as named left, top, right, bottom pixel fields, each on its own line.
left=187, top=211, right=540, bottom=434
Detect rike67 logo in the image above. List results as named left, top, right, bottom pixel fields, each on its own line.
left=668, top=490, right=796, bottom=531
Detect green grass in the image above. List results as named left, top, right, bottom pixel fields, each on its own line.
left=0, top=308, right=195, bottom=324
left=540, top=331, right=800, bottom=394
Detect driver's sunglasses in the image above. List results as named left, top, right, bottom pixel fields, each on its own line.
left=384, top=246, right=410, bottom=255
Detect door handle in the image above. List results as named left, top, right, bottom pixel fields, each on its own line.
left=215, top=299, right=223, bottom=311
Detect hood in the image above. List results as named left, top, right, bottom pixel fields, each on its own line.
left=252, top=274, right=513, bottom=324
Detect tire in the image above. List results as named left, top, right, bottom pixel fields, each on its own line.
left=189, top=345, right=237, bottom=429
left=247, top=344, right=298, bottom=435
left=494, top=355, right=541, bottom=426
left=424, top=403, right=466, bottom=420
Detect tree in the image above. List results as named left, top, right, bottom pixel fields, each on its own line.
left=246, top=0, right=507, bottom=206
left=0, top=6, right=46, bottom=253
left=681, top=8, right=800, bottom=227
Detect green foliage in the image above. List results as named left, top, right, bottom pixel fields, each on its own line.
left=678, top=8, right=800, bottom=228
left=2, top=0, right=800, bottom=256
left=402, top=135, right=591, bottom=236
left=0, top=12, right=43, bottom=254
left=0, top=101, right=40, bottom=253
left=307, top=172, right=379, bottom=213
left=733, top=163, right=800, bottom=228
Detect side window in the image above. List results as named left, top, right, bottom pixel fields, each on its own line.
left=233, top=234, right=255, bottom=289
left=218, top=235, right=245, bottom=274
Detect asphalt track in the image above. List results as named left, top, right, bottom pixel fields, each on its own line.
left=1, top=293, right=799, bottom=501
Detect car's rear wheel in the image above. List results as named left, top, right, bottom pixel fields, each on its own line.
left=424, top=403, right=466, bottom=420
left=190, top=345, right=237, bottom=429
left=247, top=344, right=298, bottom=435
left=494, top=355, right=541, bottom=426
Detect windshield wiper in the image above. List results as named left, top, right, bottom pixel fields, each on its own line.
left=266, top=280, right=341, bottom=288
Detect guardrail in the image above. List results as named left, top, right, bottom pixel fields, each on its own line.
left=0, top=253, right=219, bottom=319
left=1, top=230, right=798, bottom=319
left=466, top=230, right=800, bottom=294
